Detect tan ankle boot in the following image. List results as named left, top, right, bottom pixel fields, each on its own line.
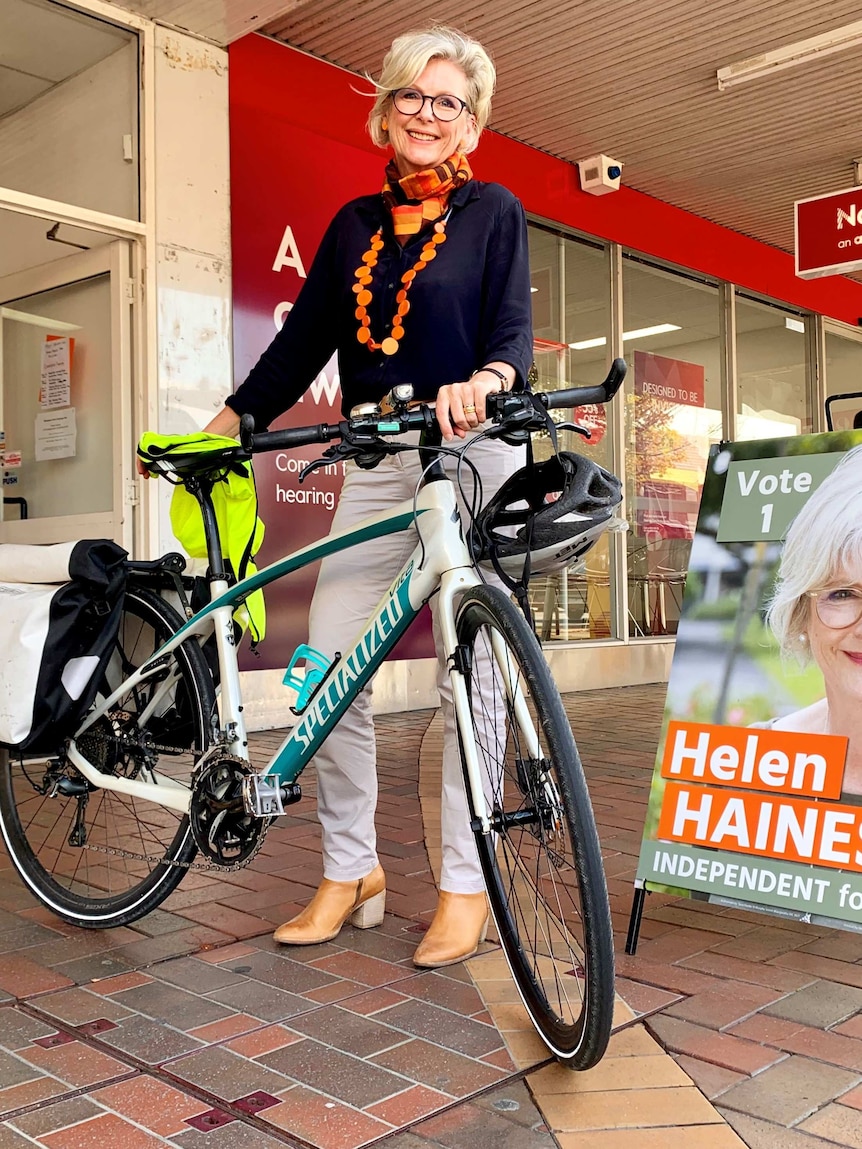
left=413, top=891, right=489, bottom=968
left=273, top=864, right=385, bottom=945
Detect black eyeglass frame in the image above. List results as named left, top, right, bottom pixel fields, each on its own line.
left=389, top=88, right=471, bottom=122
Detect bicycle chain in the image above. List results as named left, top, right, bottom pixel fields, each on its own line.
left=81, top=835, right=263, bottom=873
left=69, top=727, right=270, bottom=873
left=79, top=747, right=270, bottom=873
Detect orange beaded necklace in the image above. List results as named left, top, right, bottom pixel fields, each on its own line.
left=352, top=153, right=471, bottom=357
left=353, top=221, right=448, bottom=356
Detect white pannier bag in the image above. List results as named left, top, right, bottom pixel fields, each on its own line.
left=0, top=540, right=127, bottom=753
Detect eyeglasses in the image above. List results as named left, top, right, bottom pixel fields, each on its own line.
left=390, top=88, right=470, bottom=122
left=809, top=587, right=862, bottom=629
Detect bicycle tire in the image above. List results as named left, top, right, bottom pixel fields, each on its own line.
left=0, top=584, right=215, bottom=928
left=455, top=585, right=614, bottom=1068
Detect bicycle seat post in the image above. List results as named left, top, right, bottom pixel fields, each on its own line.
left=187, top=477, right=228, bottom=580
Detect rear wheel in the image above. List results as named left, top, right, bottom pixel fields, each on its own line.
left=0, top=585, right=215, bottom=927
left=455, top=585, right=614, bottom=1069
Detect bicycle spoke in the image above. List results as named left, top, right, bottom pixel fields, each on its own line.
left=0, top=586, right=214, bottom=927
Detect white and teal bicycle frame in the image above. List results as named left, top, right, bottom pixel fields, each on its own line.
left=8, top=368, right=626, bottom=1069
left=67, top=435, right=527, bottom=833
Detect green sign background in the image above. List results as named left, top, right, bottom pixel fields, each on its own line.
left=717, top=453, right=845, bottom=542
left=637, top=841, right=862, bottom=928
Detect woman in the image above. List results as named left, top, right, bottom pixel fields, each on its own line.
left=204, top=26, right=533, bottom=965
left=766, top=444, right=862, bottom=796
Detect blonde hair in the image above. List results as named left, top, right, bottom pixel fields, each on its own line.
left=767, top=443, right=862, bottom=660
left=367, top=26, right=496, bottom=154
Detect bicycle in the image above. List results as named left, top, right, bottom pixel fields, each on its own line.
left=0, top=362, right=625, bottom=1069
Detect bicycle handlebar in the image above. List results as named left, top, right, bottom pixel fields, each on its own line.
left=545, top=356, right=626, bottom=409
left=240, top=357, right=626, bottom=456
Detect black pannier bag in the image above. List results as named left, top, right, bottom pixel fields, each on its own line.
left=0, top=540, right=127, bottom=754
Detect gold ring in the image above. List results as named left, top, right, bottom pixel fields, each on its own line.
left=463, top=404, right=476, bottom=412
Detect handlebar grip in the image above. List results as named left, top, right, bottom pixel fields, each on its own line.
left=542, top=358, right=627, bottom=410
left=602, top=357, right=627, bottom=400
left=240, top=412, right=341, bottom=454
left=255, top=424, right=340, bottom=451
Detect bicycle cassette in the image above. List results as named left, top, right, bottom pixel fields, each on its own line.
left=190, top=754, right=267, bottom=867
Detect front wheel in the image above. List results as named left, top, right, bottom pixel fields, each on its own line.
left=455, top=586, right=614, bottom=1069
left=0, top=585, right=216, bottom=928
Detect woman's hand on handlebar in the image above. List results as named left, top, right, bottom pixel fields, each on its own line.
left=436, top=373, right=510, bottom=442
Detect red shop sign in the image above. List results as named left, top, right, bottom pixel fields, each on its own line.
left=573, top=404, right=606, bottom=444
left=795, top=186, right=862, bottom=279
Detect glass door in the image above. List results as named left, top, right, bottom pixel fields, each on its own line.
left=824, top=319, right=862, bottom=430
left=0, top=240, right=134, bottom=548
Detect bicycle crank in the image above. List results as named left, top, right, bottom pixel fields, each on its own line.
left=190, top=753, right=268, bottom=867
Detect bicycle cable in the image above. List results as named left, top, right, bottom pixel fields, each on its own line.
left=407, top=437, right=486, bottom=574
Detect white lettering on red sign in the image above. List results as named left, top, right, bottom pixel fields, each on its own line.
left=837, top=205, right=862, bottom=230
left=272, top=224, right=308, bottom=277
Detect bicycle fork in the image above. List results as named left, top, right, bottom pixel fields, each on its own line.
left=438, top=571, right=545, bottom=838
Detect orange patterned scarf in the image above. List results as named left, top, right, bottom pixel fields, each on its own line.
left=382, top=153, right=473, bottom=240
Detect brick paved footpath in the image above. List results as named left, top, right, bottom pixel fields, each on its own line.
left=0, top=684, right=860, bottom=1147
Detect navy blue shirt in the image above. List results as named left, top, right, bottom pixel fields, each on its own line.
left=227, top=180, right=534, bottom=426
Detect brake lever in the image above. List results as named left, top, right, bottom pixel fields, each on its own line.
left=298, top=427, right=402, bottom=481
left=560, top=421, right=591, bottom=439
left=486, top=394, right=592, bottom=443
left=484, top=395, right=547, bottom=445
left=299, top=446, right=343, bottom=482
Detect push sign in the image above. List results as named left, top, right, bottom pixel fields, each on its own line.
left=795, top=186, right=862, bottom=279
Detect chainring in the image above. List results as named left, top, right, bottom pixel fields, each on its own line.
left=190, top=753, right=267, bottom=866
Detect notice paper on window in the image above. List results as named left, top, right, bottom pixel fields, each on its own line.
left=39, top=337, right=71, bottom=409
left=35, top=408, right=76, bottom=461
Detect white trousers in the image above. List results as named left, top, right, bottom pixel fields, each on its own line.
left=306, top=432, right=523, bottom=893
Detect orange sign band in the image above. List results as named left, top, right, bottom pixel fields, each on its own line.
left=660, top=720, right=847, bottom=800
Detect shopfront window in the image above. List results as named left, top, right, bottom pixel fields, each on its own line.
left=825, top=329, right=862, bottom=429
left=736, top=295, right=811, bottom=439
left=527, top=223, right=828, bottom=650
left=0, top=216, right=133, bottom=547
left=0, top=0, right=139, bottom=220
left=529, top=226, right=615, bottom=641
left=622, top=256, right=722, bottom=638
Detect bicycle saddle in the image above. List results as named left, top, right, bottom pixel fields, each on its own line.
left=137, top=432, right=249, bottom=478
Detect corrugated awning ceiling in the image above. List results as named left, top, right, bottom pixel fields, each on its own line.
left=116, top=0, right=862, bottom=270
left=258, top=0, right=862, bottom=263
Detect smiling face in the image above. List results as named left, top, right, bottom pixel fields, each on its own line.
left=387, top=59, right=475, bottom=177
left=807, top=573, right=862, bottom=703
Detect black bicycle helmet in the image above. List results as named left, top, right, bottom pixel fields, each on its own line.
left=476, top=452, right=624, bottom=576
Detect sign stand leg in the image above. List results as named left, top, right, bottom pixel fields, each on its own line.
left=625, top=886, right=646, bottom=955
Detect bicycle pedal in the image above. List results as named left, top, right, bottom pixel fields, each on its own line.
left=242, top=776, right=301, bottom=817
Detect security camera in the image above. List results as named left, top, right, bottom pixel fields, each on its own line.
left=577, top=154, right=623, bottom=196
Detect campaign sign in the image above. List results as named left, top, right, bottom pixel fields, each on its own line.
left=634, top=429, right=862, bottom=933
